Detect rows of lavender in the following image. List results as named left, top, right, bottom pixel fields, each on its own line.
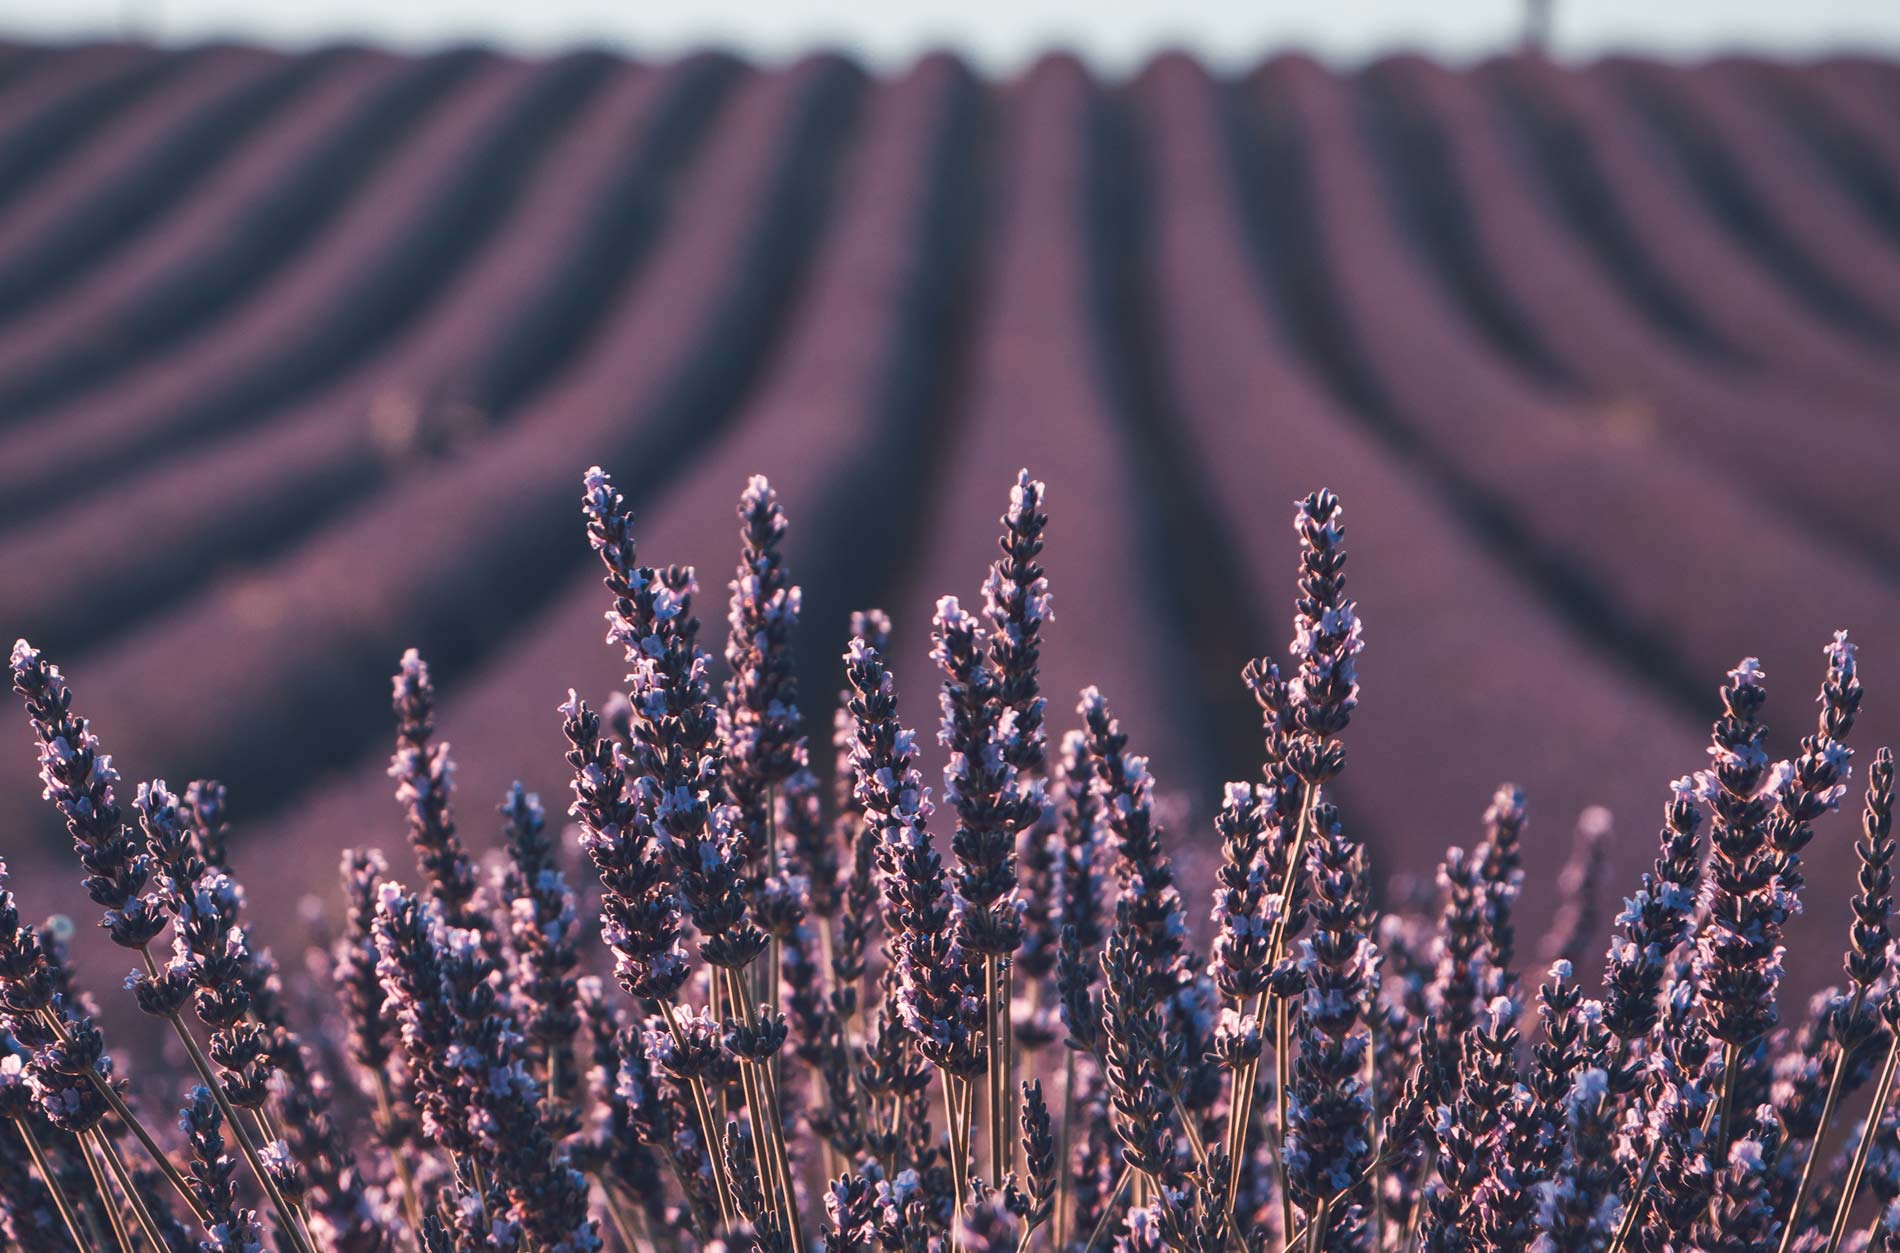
left=0, top=463, right=1895, bottom=1253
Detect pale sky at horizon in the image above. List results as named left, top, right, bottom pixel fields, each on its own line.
left=6, top=1, right=1900, bottom=72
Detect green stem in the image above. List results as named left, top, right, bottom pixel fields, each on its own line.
left=79, top=1131, right=133, bottom=1253
left=1824, top=1031, right=1900, bottom=1253
left=1054, top=1049, right=1077, bottom=1251
left=1602, top=1121, right=1663, bottom=1253
left=35, top=1006, right=208, bottom=1224
left=1275, top=998, right=1295, bottom=1245
left=1709, top=1041, right=1742, bottom=1187
left=1306, top=1197, right=1330, bottom=1253
left=96, top=1126, right=174, bottom=1253
left=987, top=953, right=1007, bottom=1185
left=1364, top=1027, right=1382, bottom=1252
left=136, top=950, right=311, bottom=1253
left=166, top=1005, right=312, bottom=1252
left=660, top=1000, right=740, bottom=1230
left=12, top=1118, right=87, bottom=1251
left=1081, top=1165, right=1132, bottom=1253
left=1778, top=993, right=1867, bottom=1253
left=727, top=964, right=804, bottom=1253
left=1227, top=780, right=1317, bottom=1211
left=600, top=1181, right=641, bottom=1253
left=945, top=1076, right=970, bottom=1251
left=371, top=1072, right=426, bottom=1239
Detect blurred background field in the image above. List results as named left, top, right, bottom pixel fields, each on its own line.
left=2, top=2, right=1899, bottom=1000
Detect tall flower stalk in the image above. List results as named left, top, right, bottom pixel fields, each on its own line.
left=844, top=630, right=981, bottom=1211
left=10, top=461, right=1900, bottom=1253
left=11, top=640, right=310, bottom=1252
left=1226, top=491, right=1363, bottom=1226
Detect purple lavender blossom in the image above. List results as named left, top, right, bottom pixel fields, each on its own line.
left=371, top=884, right=473, bottom=1158
left=1694, top=659, right=1793, bottom=1056
left=9, top=463, right=1900, bottom=1252
left=1283, top=805, right=1373, bottom=1228
left=1210, top=781, right=1273, bottom=1007
left=561, top=691, right=688, bottom=1003
left=1284, top=491, right=1361, bottom=785
left=583, top=467, right=762, bottom=974
left=724, top=475, right=810, bottom=881
left=1079, top=688, right=1188, bottom=1007
left=1849, top=749, right=1898, bottom=996
left=497, top=783, right=582, bottom=1089
left=388, top=649, right=486, bottom=939
left=180, top=1085, right=266, bottom=1253
left=983, top=469, right=1051, bottom=782
left=1599, top=777, right=1704, bottom=1098
left=933, top=594, right=1034, bottom=960
left=1051, top=729, right=1108, bottom=1046
left=10, top=640, right=165, bottom=950
left=1099, top=926, right=1172, bottom=1180
left=1476, top=784, right=1526, bottom=1001
left=844, top=633, right=978, bottom=1077
left=1427, top=846, right=1488, bottom=1046
left=437, top=925, right=600, bottom=1252
left=1765, top=632, right=1862, bottom=911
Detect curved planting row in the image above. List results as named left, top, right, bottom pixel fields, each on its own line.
left=0, top=44, right=50, bottom=99
left=0, top=60, right=734, bottom=655
left=1373, top=57, right=1900, bottom=574
left=0, top=49, right=404, bottom=390
left=1739, top=57, right=1900, bottom=248
left=1125, top=54, right=1707, bottom=927
left=883, top=56, right=1223, bottom=819
left=0, top=59, right=866, bottom=856
left=259, top=56, right=984, bottom=892
left=1234, top=58, right=1900, bottom=977
left=0, top=53, right=612, bottom=528
left=0, top=46, right=337, bottom=327
left=1249, top=58, right=1900, bottom=741
left=1605, top=58, right=1899, bottom=347
left=1797, top=58, right=1900, bottom=213
left=1639, top=59, right=1900, bottom=339
left=1493, top=56, right=1900, bottom=406
left=0, top=52, right=608, bottom=494
left=0, top=48, right=484, bottom=418
left=0, top=43, right=172, bottom=220
left=5, top=46, right=1900, bottom=982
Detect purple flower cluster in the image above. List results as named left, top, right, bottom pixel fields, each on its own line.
left=724, top=475, right=810, bottom=882
left=10, top=462, right=1900, bottom=1253
left=389, top=649, right=487, bottom=941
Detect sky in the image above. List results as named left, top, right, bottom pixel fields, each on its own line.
left=6, top=0, right=1900, bottom=71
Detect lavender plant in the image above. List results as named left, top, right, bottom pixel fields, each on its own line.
left=5, top=464, right=1900, bottom=1253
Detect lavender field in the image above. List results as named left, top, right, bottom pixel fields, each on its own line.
left=3, top=38, right=1900, bottom=1252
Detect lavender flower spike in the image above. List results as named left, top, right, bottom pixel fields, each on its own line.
left=560, top=691, right=687, bottom=1003
left=180, top=1086, right=266, bottom=1253
left=1285, top=490, right=1362, bottom=785
left=585, top=466, right=763, bottom=974
left=1694, top=659, right=1792, bottom=1055
left=934, top=594, right=1034, bottom=958
left=843, top=633, right=977, bottom=1077
left=984, top=469, right=1051, bottom=780
left=499, top=783, right=582, bottom=1089
left=1599, top=777, right=1703, bottom=1093
left=10, top=640, right=165, bottom=950
left=388, top=649, right=484, bottom=938
left=1765, top=630, right=1862, bottom=915
left=725, top=474, right=810, bottom=876
left=1283, top=804, right=1373, bottom=1236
